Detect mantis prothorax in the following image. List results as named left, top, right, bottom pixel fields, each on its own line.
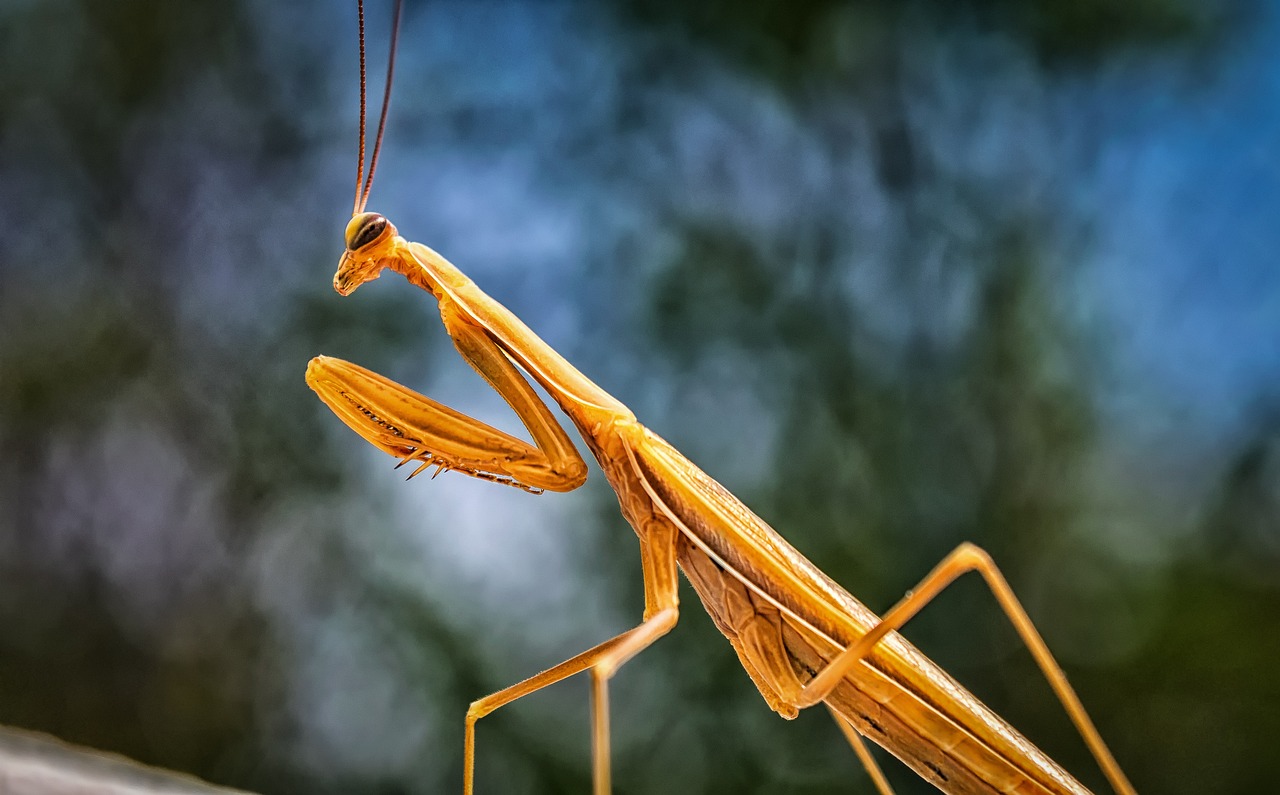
left=305, top=3, right=1138, bottom=793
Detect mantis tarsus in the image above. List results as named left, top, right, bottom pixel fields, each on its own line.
left=306, top=3, right=1138, bottom=793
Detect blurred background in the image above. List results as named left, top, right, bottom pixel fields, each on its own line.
left=1, top=1, right=1277, bottom=793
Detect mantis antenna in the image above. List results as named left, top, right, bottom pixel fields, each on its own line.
left=353, top=0, right=403, bottom=216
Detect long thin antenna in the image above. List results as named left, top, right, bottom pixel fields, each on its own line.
left=353, top=0, right=368, bottom=217
left=353, top=0, right=402, bottom=216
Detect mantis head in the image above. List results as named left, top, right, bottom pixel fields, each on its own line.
left=335, top=211, right=399, bottom=295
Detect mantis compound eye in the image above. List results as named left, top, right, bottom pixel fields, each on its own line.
left=346, top=212, right=388, bottom=251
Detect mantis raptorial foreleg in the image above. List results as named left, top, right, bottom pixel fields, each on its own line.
left=307, top=298, right=586, bottom=494
left=437, top=303, right=586, bottom=491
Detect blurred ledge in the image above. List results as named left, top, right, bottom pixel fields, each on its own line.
left=0, top=726, right=258, bottom=795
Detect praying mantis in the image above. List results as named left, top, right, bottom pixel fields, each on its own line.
left=305, top=3, right=1138, bottom=793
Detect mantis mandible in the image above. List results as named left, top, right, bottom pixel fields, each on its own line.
left=306, top=3, right=1138, bottom=793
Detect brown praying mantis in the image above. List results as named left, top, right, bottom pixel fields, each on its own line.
left=305, top=3, right=1138, bottom=793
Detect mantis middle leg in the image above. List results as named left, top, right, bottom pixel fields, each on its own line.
left=464, top=518, right=680, bottom=795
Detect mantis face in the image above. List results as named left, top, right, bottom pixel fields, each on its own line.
left=335, top=211, right=398, bottom=295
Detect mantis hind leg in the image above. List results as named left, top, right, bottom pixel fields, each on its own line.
left=827, top=704, right=896, bottom=795
left=796, top=543, right=1137, bottom=795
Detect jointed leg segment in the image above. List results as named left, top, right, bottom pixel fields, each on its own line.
left=827, top=704, right=896, bottom=795
left=465, top=521, right=681, bottom=795
left=796, top=542, right=1136, bottom=795
left=463, top=608, right=677, bottom=795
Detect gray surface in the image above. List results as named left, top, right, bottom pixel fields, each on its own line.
left=0, top=727, right=256, bottom=795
